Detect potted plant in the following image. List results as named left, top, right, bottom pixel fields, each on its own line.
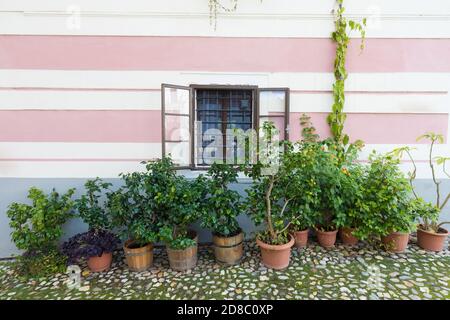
left=199, top=163, right=244, bottom=265
left=62, top=178, right=119, bottom=272
left=335, top=163, right=366, bottom=246
left=283, top=141, right=322, bottom=249
left=153, top=157, right=204, bottom=271
left=244, top=122, right=295, bottom=270
left=311, top=141, right=352, bottom=248
left=109, top=167, right=160, bottom=272
left=7, top=187, right=75, bottom=278
left=392, top=132, right=450, bottom=251
left=354, top=152, right=417, bottom=253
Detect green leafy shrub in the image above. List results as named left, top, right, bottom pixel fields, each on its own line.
left=156, top=164, right=204, bottom=250
left=7, top=187, right=75, bottom=277
left=353, top=152, right=416, bottom=240
left=108, top=168, right=160, bottom=248
left=75, top=178, right=113, bottom=231
left=14, top=248, right=67, bottom=279
left=199, top=163, right=243, bottom=237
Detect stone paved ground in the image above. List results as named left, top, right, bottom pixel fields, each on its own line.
left=1, top=235, right=449, bottom=300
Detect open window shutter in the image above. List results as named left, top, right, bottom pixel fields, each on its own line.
left=161, top=84, right=193, bottom=168
left=257, top=88, right=290, bottom=140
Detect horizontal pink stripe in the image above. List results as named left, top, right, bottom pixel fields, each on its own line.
left=1, top=110, right=447, bottom=144
left=0, top=110, right=161, bottom=143
left=1, top=36, right=450, bottom=72
left=289, top=113, right=448, bottom=144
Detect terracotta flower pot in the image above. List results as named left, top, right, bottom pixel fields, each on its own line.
left=381, top=232, right=409, bottom=253
left=167, top=231, right=198, bottom=271
left=417, top=227, right=448, bottom=252
left=123, top=240, right=153, bottom=272
left=316, top=229, right=338, bottom=248
left=339, top=227, right=359, bottom=246
left=293, top=229, right=309, bottom=249
left=213, top=231, right=244, bottom=265
left=87, top=252, right=112, bottom=272
left=256, top=236, right=295, bottom=270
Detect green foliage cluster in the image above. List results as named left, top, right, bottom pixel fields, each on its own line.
left=75, top=178, right=113, bottom=231
left=352, top=152, right=417, bottom=240
left=199, top=163, right=243, bottom=237
left=7, top=187, right=75, bottom=277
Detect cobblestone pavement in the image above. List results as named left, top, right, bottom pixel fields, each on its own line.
left=1, top=236, right=449, bottom=300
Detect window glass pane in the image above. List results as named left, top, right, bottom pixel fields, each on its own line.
left=259, top=91, right=286, bottom=116
left=164, top=115, right=190, bottom=142
left=165, top=142, right=190, bottom=167
left=164, top=87, right=190, bottom=114
left=195, top=89, right=253, bottom=165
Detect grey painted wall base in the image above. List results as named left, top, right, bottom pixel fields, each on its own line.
left=1, top=178, right=449, bottom=258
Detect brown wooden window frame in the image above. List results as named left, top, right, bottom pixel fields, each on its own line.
left=161, top=84, right=289, bottom=169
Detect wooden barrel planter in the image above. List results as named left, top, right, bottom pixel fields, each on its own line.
left=167, top=231, right=198, bottom=271
left=213, top=231, right=244, bottom=265
left=123, top=240, right=153, bottom=272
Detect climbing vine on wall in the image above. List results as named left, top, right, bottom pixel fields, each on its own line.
left=208, top=0, right=239, bottom=29
left=328, top=0, right=366, bottom=161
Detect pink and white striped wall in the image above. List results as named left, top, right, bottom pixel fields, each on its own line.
left=0, top=0, right=449, bottom=179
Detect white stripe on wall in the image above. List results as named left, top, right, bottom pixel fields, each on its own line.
left=0, top=142, right=162, bottom=160
left=0, top=159, right=447, bottom=179
left=0, top=143, right=449, bottom=178
left=1, top=89, right=448, bottom=114
left=1, top=0, right=449, bottom=38
left=1, top=70, right=448, bottom=93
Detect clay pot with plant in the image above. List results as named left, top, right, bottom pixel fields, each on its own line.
left=109, top=163, right=163, bottom=271
left=156, top=161, right=205, bottom=271
left=283, top=140, right=323, bottom=249
left=199, top=163, right=244, bottom=265
left=62, top=178, right=119, bottom=272
left=392, top=132, right=450, bottom=252
left=244, top=122, right=296, bottom=270
left=353, top=152, right=417, bottom=253
left=335, top=164, right=366, bottom=246
left=310, top=140, right=357, bottom=248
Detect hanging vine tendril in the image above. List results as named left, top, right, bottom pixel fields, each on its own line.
left=208, top=0, right=239, bottom=29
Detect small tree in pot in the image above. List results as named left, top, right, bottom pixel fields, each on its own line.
left=109, top=169, right=159, bottom=272
left=244, top=122, right=296, bottom=270
left=62, top=178, right=119, bottom=272
left=199, top=163, right=244, bottom=265
left=354, top=152, right=417, bottom=253
left=391, top=132, right=450, bottom=251
left=149, top=157, right=204, bottom=271
left=158, top=177, right=204, bottom=271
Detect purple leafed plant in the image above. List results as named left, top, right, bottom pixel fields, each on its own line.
left=62, top=229, right=119, bottom=264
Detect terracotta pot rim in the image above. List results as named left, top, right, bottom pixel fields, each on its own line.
left=90, top=251, right=113, bottom=258
left=383, top=231, right=410, bottom=237
left=316, top=229, right=338, bottom=235
left=417, top=227, right=449, bottom=236
left=256, top=235, right=295, bottom=251
left=293, top=228, right=309, bottom=233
